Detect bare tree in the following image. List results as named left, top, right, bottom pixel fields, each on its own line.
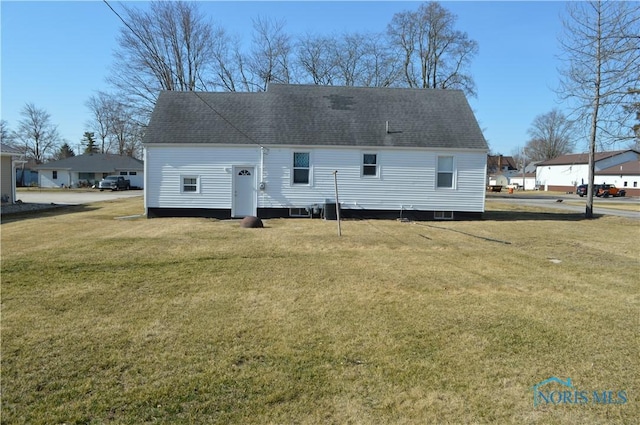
left=1, top=120, right=14, bottom=145
left=86, top=92, right=115, bottom=153
left=210, top=32, right=246, bottom=92
left=557, top=0, right=640, bottom=218
left=108, top=1, right=220, bottom=117
left=296, top=33, right=337, bottom=85
left=107, top=101, right=140, bottom=157
left=247, top=17, right=294, bottom=91
left=333, top=33, right=367, bottom=86
left=625, top=88, right=640, bottom=149
left=13, top=103, right=60, bottom=163
left=387, top=1, right=478, bottom=95
left=525, top=109, right=576, bottom=161
left=358, top=33, right=401, bottom=87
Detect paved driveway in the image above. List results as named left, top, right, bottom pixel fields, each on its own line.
left=16, top=190, right=143, bottom=205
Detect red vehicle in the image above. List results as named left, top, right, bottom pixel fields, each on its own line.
left=596, top=184, right=626, bottom=198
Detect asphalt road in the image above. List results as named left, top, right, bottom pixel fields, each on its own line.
left=13, top=190, right=640, bottom=220
left=16, top=190, right=143, bottom=205
left=487, top=194, right=640, bottom=220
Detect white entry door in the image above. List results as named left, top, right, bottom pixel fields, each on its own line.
left=232, top=166, right=256, bottom=217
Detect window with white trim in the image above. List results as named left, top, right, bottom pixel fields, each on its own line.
left=52, top=170, right=58, bottom=179
left=293, top=152, right=310, bottom=184
left=362, top=153, right=378, bottom=177
left=437, top=156, right=454, bottom=188
left=182, top=176, right=199, bottom=193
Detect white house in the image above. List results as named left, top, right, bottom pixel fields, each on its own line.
left=36, top=153, right=144, bottom=189
left=1, top=143, right=22, bottom=203
left=595, top=160, right=640, bottom=196
left=536, top=150, right=640, bottom=192
left=143, top=84, right=488, bottom=220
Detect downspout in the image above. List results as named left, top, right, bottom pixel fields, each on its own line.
left=260, top=146, right=265, bottom=184
left=11, top=156, right=17, bottom=203
left=143, top=147, right=148, bottom=216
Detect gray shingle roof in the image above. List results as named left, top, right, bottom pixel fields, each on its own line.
left=1, top=143, right=23, bottom=156
left=36, top=153, right=143, bottom=172
left=144, top=84, right=488, bottom=150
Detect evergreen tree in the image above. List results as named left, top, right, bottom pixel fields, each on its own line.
left=53, top=142, right=75, bottom=160
left=82, top=131, right=98, bottom=154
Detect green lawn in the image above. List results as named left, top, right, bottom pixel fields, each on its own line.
left=1, top=198, right=638, bottom=424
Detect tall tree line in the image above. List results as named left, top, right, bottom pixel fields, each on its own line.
left=98, top=1, right=479, bottom=131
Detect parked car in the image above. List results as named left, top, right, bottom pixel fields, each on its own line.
left=576, top=184, right=603, bottom=197
left=98, top=175, right=130, bottom=191
left=596, top=184, right=626, bottom=198
left=577, top=184, right=588, bottom=196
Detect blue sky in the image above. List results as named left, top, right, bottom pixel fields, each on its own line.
left=1, top=1, right=570, bottom=156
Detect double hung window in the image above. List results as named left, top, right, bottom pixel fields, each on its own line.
left=363, top=153, right=378, bottom=177
left=182, top=176, right=199, bottom=193
left=293, top=152, right=310, bottom=184
left=437, top=156, right=455, bottom=189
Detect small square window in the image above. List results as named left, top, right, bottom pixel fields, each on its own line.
left=623, top=181, right=628, bottom=187
left=363, top=153, right=377, bottom=176
left=182, top=176, right=199, bottom=193
left=634, top=182, right=638, bottom=188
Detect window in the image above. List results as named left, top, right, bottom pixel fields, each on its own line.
left=289, top=207, right=311, bottom=217
left=52, top=171, right=58, bottom=179
left=437, top=156, right=454, bottom=188
left=120, top=171, right=128, bottom=176
left=129, top=171, right=137, bottom=176
left=182, top=176, right=199, bottom=193
left=434, top=211, right=454, bottom=220
left=634, top=182, right=638, bottom=188
left=623, top=181, right=628, bottom=187
left=363, top=153, right=378, bottom=176
left=293, top=152, right=310, bottom=184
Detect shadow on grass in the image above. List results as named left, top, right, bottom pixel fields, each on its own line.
left=0, top=204, right=99, bottom=224
left=483, top=210, right=603, bottom=221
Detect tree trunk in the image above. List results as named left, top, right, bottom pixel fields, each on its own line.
left=585, top=6, right=602, bottom=220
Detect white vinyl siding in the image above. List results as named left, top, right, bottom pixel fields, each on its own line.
left=145, top=145, right=486, bottom=213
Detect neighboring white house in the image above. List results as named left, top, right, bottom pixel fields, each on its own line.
left=36, top=153, right=144, bottom=188
left=143, top=84, right=489, bottom=220
left=507, top=173, right=537, bottom=191
left=1, top=143, right=23, bottom=204
left=536, top=150, right=640, bottom=192
left=595, top=160, right=640, bottom=196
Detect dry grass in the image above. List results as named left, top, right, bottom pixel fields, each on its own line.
left=1, top=198, right=638, bottom=424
